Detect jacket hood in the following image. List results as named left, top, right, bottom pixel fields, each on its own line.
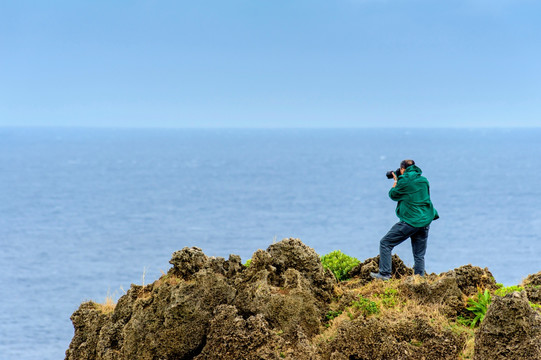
left=404, top=164, right=422, bottom=176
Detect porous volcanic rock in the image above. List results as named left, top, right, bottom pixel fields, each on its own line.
left=523, top=271, right=541, bottom=304
left=66, top=238, right=541, bottom=360
left=322, top=313, right=466, bottom=360
left=401, top=273, right=465, bottom=317
left=194, top=304, right=282, bottom=360
left=66, top=249, right=240, bottom=360
left=474, top=291, right=541, bottom=360
left=233, top=238, right=336, bottom=338
left=65, top=302, right=112, bottom=360
left=347, top=254, right=413, bottom=285
left=445, top=264, right=498, bottom=296
left=402, top=265, right=498, bottom=318
left=65, top=238, right=334, bottom=360
left=168, top=246, right=243, bottom=280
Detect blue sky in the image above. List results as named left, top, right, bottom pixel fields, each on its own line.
left=1, top=0, right=540, bottom=128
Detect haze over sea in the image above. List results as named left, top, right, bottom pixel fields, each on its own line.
left=1, top=127, right=540, bottom=359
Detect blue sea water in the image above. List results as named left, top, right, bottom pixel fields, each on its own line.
left=1, top=127, right=540, bottom=359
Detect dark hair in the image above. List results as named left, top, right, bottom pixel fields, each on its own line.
left=400, top=159, right=415, bottom=169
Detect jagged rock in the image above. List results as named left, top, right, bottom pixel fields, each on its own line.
left=474, top=291, right=541, bottom=360
left=322, top=313, right=466, bottom=360
left=234, top=238, right=335, bottom=338
left=195, top=304, right=319, bottom=360
left=446, top=264, right=497, bottom=296
left=66, top=263, right=237, bottom=359
left=66, top=238, right=541, bottom=360
left=347, top=254, right=413, bottom=285
left=268, top=239, right=336, bottom=302
left=167, top=246, right=243, bottom=282
left=401, top=273, right=465, bottom=317
left=66, top=238, right=334, bottom=360
left=65, top=302, right=112, bottom=360
left=208, top=254, right=244, bottom=278
left=168, top=246, right=208, bottom=279
left=195, top=305, right=282, bottom=360
left=523, top=271, right=541, bottom=304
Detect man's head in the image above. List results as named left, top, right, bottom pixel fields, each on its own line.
left=399, top=159, right=415, bottom=174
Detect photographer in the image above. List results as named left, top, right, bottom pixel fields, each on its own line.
left=370, top=160, right=439, bottom=281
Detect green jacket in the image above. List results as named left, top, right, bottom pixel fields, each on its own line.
left=388, top=165, right=439, bottom=227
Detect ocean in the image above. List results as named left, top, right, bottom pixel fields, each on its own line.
left=1, top=127, right=540, bottom=359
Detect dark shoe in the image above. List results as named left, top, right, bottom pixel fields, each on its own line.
left=370, top=272, right=391, bottom=281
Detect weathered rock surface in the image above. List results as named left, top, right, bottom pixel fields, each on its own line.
left=523, top=271, right=541, bottom=304
left=347, top=254, right=413, bottom=285
left=195, top=305, right=282, bottom=360
left=445, top=264, right=498, bottom=296
left=66, top=238, right=541, bottom=360
left=474, top=291, right=541, bottom=360
left=401, top=264, right=498, bottom=318
left=323, top=314, right=466, bottom=360
left=233, top=239, right=335, bottom=339
left=67, top=261, right=238, bottom=360
left=66, top=302, right=112, bottom=360
left=66, top=238, right=334, bottom=360
left=401, top=272, right=465, bottom=317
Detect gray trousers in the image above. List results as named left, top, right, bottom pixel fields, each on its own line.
left=379, top=221, right=429, bottom=276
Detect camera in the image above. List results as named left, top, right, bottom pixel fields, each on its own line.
left=386, top=168, right=401, bottom=179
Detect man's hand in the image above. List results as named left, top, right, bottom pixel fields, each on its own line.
left=392, top=171, right=398, bottom=188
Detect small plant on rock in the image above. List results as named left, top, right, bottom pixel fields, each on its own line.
left=456, top=315, right=472, bottom=327
left=320, top=250, right=360, bottom=281
left=326, top=310, right=343, bottom=321
left=377, top=287, right=399, bottom=308
left=466, top=289, right=491, bottom=328
left=325, top=310, right=344, bottom=327
left=93, top=289, right=118, bottom=314
left=352, top=296, right=380, bottom=317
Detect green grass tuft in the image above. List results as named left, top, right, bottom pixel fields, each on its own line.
left=494, top=285, right=523, bottom=297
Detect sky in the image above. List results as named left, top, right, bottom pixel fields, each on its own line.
left=1, top=0, right=540, bottom=128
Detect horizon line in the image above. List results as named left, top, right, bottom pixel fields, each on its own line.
left=1, top=124, right=540, bottom=130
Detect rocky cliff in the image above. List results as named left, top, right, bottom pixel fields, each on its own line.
left=66, top=238, right=541, bottom=360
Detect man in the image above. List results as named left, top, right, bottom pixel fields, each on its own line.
left=370, top=160, right=439, bottom=280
